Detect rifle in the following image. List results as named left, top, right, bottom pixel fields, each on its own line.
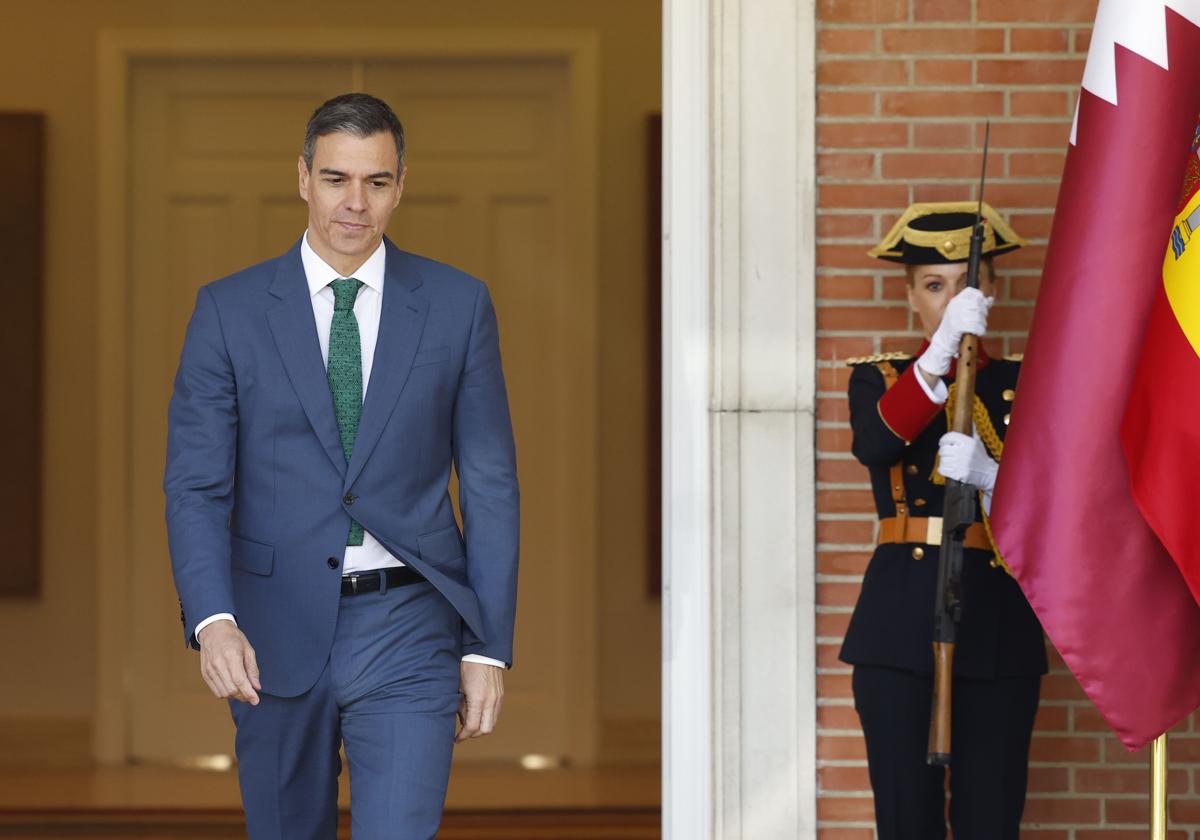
left=927, top=122, right=990, bottom=767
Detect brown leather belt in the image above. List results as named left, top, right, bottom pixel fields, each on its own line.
left=878, top=516, right=991, bottom=551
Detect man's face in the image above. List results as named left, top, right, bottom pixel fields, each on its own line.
left=298, top=131, right=405, bottom=269
left=906, top=262, right=997, bottom=338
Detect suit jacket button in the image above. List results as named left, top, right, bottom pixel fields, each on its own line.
left=327, top=557, right=339, bottom=569
left=343, top=493, right=357, bottom=506
left=911, top=547, right=925, bottom=560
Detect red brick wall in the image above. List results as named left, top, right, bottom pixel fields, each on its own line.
left=814, top=1, right=1198, bottom=837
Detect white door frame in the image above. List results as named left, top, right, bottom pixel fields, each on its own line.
left=662, top=2, right=818, bottom=836
left=661, top=0, right=715, bottom=835
left=94, top=27, right=599, bottom=764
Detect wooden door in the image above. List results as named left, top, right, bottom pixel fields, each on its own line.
left=127, top=54, right=594, bottom=766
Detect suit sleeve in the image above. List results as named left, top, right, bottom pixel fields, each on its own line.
left=453, top=282, right=520, bottom=667
left=163, top=285, right=238, bottom=650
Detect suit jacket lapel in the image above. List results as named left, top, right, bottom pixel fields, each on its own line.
left=265, top=241, right=347, bottom=478
left=345, top=240, right=428, bottom=488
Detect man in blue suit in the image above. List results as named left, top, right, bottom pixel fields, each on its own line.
left=164, top=93, right=519, bottom=839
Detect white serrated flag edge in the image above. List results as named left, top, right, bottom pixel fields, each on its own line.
left=1071, top=0, right=1200, bottom=144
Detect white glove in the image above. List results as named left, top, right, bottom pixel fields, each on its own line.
left=937, top=431, right=998, bottom=493
left=918, top=288, right=993, bottom=377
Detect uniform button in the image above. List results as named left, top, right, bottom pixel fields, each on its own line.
left=911, top=547, right=925, bottom=560
left=327, top=557, right=339, bottom=569
left=1004, top=413, right=1011, bottom=426
left=1002, top=389, right=1015, bottom=401
left=906, top=465, right=919, bottom=476
left=913, top=498, right=927, bottom=507
left=343, top=493, right=357, bottom=506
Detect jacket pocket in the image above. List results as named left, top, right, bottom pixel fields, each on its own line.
left=412, top=346, right=451, bottom=368
left=417, top=523, right=466, bottom=568
left=231, top=534, right=274, bottom=576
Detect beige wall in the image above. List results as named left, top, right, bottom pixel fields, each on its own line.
left=0, top=0, right=661, bottom=754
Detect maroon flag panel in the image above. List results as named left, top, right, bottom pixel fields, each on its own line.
left=991, top=6, right=1200, bottom=750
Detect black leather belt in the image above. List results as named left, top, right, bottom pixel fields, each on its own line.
left=341, top=566, right=424, bottom=596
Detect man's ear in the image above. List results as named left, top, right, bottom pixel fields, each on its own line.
left=395, top=164, right=408, bottom=205
left=298, top=155, right=310, bottom=202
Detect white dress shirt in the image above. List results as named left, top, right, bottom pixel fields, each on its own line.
left=196, top=232, right=503, bottom=668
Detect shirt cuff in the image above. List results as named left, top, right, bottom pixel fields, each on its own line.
left=914, top=365, right=949, bottom=404
left=878, top=364, right=946, bottom=442
left=462, top=654, right=507, bottom=669
left=194, top=613, right=236, bottom=641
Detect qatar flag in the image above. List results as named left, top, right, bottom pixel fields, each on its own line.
left=991, top=0, right=1200, bottom=750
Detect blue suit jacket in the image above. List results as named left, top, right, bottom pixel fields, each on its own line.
left=164, top=237, right=520, bottom=697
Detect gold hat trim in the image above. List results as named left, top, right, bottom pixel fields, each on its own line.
left=868, top=201, right=1029, bottom=261
left=902, top=224, right=997, bottom=261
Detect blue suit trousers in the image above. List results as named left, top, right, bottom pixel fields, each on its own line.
left=230, top=580, right=462, bottom=840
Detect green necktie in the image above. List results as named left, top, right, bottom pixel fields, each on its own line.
left=328, top=278, right=365, bottom=546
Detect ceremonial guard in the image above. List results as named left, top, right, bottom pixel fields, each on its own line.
left=839, top=203, right=1047, bottom=839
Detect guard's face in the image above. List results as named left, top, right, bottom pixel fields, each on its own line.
left=298, top=131, right=405, bottom=271
left=907, top=262, right=996, bottom=337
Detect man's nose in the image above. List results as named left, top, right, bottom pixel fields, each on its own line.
left=343, top=181, right=367, bottom=211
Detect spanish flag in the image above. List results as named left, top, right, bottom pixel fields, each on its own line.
left=990, top=1, right=1200, bottom=750
left=1124, top=139, right=1200, bottom=607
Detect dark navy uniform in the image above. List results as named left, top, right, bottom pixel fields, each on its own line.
left=839, top=346, right=1047, bottom=839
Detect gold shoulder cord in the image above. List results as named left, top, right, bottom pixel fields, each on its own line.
left=979, top=505, right=1012, bottom=576
left=934, top=382, right=1014, bottom=576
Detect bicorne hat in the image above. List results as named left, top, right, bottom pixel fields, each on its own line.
left=868, top=201, right=1027, bottom=265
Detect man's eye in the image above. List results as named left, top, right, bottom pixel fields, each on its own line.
left=927, top=282, right=942, bottom=292
left=324, top=178, right=343, bottom=185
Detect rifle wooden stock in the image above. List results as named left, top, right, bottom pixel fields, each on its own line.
left=926, top=329, right=981, bottom=766
left=951, top=334, right=978, bottom=431
left=928, top=640, right=955, bottom=764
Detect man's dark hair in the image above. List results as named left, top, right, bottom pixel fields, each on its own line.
left=303, top=93, right=405, bottom=174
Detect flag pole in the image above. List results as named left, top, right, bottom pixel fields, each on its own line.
left=1151, top=732, right=1168, bottom=840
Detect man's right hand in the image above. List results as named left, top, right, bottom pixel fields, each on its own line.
left=197, top=619, right=261, bottom=705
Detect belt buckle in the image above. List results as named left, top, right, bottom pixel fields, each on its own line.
left=349, top=574, right=360, bottom=595
left=925, top=516, right=943, bottom=546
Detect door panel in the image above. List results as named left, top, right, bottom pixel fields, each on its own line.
left=127, top=55, right=593, bottom=767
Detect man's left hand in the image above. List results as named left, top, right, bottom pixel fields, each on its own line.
left=457, top=661, right=504, bottom=742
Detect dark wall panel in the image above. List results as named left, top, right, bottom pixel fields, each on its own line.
left=0, top=113, right=43, bottom=597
